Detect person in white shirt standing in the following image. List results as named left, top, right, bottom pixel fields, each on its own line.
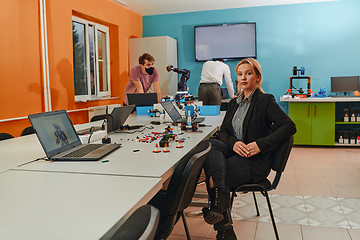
left=198, top=58, right=235, bottom=105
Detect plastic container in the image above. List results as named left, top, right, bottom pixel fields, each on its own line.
left=337, top=130, right=344, bottom=144
left=350, top=131, right=356, bottom=144
left=344, top=108, right=349, bottom=122
left=199, top=105, right=220, bottom=115
left=136, top=106, right=153, bottom=115
left=350, top=108, right=357, bottom=122
left=343, top=131, right=349, bottom=144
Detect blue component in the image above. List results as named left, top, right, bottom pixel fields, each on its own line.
left=137, top=106, right=153, bottom=115
left=184, top=106, right=194, bottom=117
left=314, top=87, right=326, bottom=98
left=300, top=67, right=305, bottom=75
left=199, top=105, right=220, bottom=115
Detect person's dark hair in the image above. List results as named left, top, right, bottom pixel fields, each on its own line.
left=138, top=53, right=155, bottom=65
left=213, top=58, right=224, bottom=62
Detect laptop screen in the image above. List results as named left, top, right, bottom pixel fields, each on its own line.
left=160, top=101, right=182, bottom=122
left=108, top=105, right=135, bottom=131
left=29, top=110, right=81, bottom=158
left=127, top=93, right=157, bottom=106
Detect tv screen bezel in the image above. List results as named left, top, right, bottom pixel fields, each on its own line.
left=194, top=22, right=257, bottom=62
left=330, top=76, right=360, bottom=94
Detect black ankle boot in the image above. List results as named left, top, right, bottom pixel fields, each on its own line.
left=216, top=226, right=237, bottom=240
left=202, top=187, right=230, bottom=225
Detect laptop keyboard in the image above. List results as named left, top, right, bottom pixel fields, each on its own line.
left=63, top=144, right=104, bottom=158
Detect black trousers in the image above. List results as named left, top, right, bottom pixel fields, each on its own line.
left=198, top=83, right=222, bottom=105
left=203, top=139, right=253, bottom=190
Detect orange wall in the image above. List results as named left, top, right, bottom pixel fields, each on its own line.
left=0, top=0, right=142, bottom=137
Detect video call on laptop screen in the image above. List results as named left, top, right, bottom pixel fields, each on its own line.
left=31, top=111, right=80, bottom=153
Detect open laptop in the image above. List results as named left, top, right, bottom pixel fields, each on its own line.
left=108, top=105, right=136, bottom=132
left=28, top=110, right=121, bottom=161
left=127, top=93, right=158, bottom=106
left=160, top=101, right=205, bottom=123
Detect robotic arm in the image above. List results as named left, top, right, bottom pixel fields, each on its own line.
left=166, top=65, right=190, bottom=92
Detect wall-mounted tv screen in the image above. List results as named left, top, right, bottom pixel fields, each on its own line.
left=194, top=22, right=256, bottom=62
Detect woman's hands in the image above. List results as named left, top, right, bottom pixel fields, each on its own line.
left=233, top=141, right=261, bottom=158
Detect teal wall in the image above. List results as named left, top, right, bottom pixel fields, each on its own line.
left=143, top=0, right=360, bottom=111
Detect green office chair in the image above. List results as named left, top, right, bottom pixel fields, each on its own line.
left=149, top=140, right=211, bottom=240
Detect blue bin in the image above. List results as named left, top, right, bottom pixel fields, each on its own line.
left=199, top=105, right=220, bottom=115
left=136, top=106, right=153, bottom=115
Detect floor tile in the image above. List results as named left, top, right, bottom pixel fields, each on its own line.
left=325, top=176, right=359, bottom=188
left=171, top=214, right=212, bottom=238
left=295, top=174, right=328, bottom=185
left=271, top=195, right=309, bottom=225
left=337, top=197, right=360, bottom=211
left=255, top=222, right=302, bottom=240
left=304, top=196, right=350, bottom=228
left=294, top=167, right=323, bottom=176
left=270, top=183, right=299, bottom=195
left=318, top=162, right=348, bottom=170
left=297, top=183, right=333, bottom=197
left=232, top=221, right=257, bottom=240
left=282, top=166, right=295, bottom=176
left=208, top=220, right=257, bottom=240
left=331, top=186, right=360, bottom=198
left=347, top=228, right=360, bottom=239
left=301, top=225, right=351, bottom=240
left=278, top=174, right=297, bottom=185
left=232, top=193, right=270, bottom=222
left=321, top=168, right=352, bottom=177
left=293, top=160, right=320, bottom=169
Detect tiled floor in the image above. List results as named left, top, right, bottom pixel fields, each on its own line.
left=168, top=146, right=360, bottom=239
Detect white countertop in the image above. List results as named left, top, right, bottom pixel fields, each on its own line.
left=280, top=96, right=360, bottom=102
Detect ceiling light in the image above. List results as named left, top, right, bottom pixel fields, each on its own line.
left=110, top=0, right=129, bottom=7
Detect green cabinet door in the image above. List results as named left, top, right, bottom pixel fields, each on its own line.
left=289, top=102, right=312, bottom=145
left=311, top=102, right=335, bottom=146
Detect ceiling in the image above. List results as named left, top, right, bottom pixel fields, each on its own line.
left=112, top=0, right=337, bottom=16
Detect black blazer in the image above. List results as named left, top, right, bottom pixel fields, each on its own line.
left=219, top=88, right=296, bottom=183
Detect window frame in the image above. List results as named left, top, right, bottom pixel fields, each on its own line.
left=72, top=16, right=111, bottom=102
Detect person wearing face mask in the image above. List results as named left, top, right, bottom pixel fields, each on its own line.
left=200, top=58, right=296, bottom=240
left=123, top=53, right=162, bottom=105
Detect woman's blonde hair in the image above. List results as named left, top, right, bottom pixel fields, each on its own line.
left=235, top=58, right=264, bottom=94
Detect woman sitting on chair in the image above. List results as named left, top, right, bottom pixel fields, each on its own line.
left=202, top=58, right=296, bottom=240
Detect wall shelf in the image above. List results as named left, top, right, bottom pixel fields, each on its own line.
left=335, top=121, right=360, bottom=125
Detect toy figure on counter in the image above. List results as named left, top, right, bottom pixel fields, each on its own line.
left=314, top=87, right=326, bottom=98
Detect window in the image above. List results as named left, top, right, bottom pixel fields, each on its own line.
left=72, top=16, right=111, bottom=101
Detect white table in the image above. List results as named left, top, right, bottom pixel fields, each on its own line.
left=0, top=112, right=224, bottom=239
left=0, top=134, right=44, bottom=173
left=15, top=113, right=224, bottom=181
left=0, top=170, right=162, bottom=240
